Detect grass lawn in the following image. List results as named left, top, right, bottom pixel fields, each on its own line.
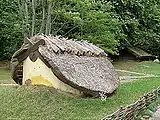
left=0, top=61, right=159, bottom=119
left=0, top=68, right=15, bottom=84
left=0, top=78, right=160, bottom=120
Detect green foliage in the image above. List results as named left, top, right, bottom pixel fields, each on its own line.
left=18, top=0, right=123, bottom=54
left=0, top=0, right=23, bottom=60
left=108, top=0, right=160, bottom=56
left=1, top=0, right=160, bottom=59
left=65, top=0, right=123, bottom=54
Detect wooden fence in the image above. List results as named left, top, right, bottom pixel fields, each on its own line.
left=102, top=88, right=160, bottom=120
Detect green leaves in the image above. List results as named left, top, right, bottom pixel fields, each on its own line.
left=0, top=0, right=22, bottom=60
left=1, top=0, right=160, bottom=60
left=109, top=0, right=160, bottom=56
left=50, top=0, right=122, bottom=54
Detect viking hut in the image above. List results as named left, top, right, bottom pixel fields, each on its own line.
left=11, top=35, right=119, bottom=97
left=119, top=47, right=155, bottom=61
left=110, top=47, right=155, bottom=61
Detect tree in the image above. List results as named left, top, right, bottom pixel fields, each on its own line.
left=18, top=0, right=123, bottom=54
left=108, top=0, right=160, bottom=56
left=0, top=0, right=22, bottom=60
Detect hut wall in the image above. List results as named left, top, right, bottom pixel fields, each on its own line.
left=23, top=57, right=82, bottom=95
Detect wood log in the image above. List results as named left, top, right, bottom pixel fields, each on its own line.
left=48, top=36, right=66, bottom=52
left=76, top=41, right=92, bottom=56
left=29, top=50, right=39, bottom=62
left=44, top=37, right=60, bottom=53
left=17, top=39, right=45, bottom=62
left=65, top=40, right=79, bottom=55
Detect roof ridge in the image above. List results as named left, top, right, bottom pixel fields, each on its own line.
left=31, top=35, right=107, bottom=57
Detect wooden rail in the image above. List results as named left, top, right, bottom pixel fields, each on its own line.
left=102, top=88, right=160, bottom=120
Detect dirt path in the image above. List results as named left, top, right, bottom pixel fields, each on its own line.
left=117, top=69, right=160, bottom=83
left=116, top=69, right=146, bottom=75
left=120, top=75, right=159, bottom=80
left=149, top=106, right=160, bottom=120
left=0, top=83, right=18, bottom=86
left=0, top=69, right=159, bottom=85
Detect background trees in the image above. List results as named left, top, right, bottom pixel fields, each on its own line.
left=17, top=0, right=123, bottom=54
left=0, top=0, right=22, bottom=59
left=0, top=0, right=160, bottom=60
left=108, top=0, right=160, bottom=55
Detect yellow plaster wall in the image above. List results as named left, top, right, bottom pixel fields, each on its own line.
left=23, top=57, right=82, bottom=95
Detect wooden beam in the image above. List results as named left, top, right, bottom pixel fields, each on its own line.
left=17, top=39, right=45, bottom=62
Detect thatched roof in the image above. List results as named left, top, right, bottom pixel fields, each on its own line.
left=11, top=35, right=119, bottom=97
left=127, top=47, right=154, bottom=58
